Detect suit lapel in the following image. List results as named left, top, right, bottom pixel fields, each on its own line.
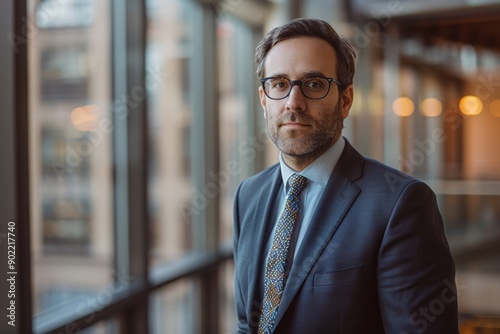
left=272, top=139, right=363, bottom=329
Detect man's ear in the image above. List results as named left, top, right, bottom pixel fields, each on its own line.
left=340, top=85, right=353, bottom=119
left=259, top=86, right=267, bottom=119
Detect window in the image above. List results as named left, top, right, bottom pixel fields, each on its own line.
left=3, top=0, right=267, bottom=332
left=149, top=279, right=197, bottom=333
left=146, top=0, right=195, bottom=267
left=216, top=15, right=262, bottom=333
left=216, top=15, right=263, bottom=245
left=29, top=0, right=114, bottom=316
left=351, top=12, right=500, bottom=326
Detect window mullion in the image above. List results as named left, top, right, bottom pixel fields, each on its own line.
left=112, top=0, right=149, bottom=332
left=0, top=1, right=32, bottom=333
left=189, top=3, right=220, bottom=334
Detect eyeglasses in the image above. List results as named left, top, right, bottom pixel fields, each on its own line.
left=260, top=76, right=342, bottom=100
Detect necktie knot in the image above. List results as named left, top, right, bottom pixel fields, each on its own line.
left=287, top=174, right=307, bottom=200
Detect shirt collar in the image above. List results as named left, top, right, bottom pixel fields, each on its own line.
left=279, top=136, right=345, bottom=194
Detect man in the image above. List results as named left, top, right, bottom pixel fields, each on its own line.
left=233, top=18, right=458, bottom=333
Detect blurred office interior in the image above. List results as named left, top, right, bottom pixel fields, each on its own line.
left=1, top=0, right=500, bottom=333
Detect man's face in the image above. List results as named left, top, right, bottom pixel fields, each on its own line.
left=259, top=37, right=353, bottom=169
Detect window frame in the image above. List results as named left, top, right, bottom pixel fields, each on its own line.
left=0, top=1, right=32, bottom=334
left=0, top=0, right=269, bottom=333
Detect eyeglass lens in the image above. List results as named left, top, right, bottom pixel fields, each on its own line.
left=264, top=77, right=330, bottom=99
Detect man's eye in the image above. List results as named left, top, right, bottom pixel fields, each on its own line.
left=305, top=79, right=324, bottom=89
left=271, top=80, right=289, bottom=89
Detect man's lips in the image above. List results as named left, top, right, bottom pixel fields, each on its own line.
left=280, top=122, right=309, bottom=129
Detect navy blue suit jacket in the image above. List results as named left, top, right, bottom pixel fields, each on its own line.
left=233, top=139, right=458, bottom=333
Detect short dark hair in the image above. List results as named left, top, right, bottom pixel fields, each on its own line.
left=255, top=18, right=356, bottom=90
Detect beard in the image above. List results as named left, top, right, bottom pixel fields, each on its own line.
left=266, top=100, right=343, bottom=159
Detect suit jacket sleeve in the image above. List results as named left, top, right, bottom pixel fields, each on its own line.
left=377, top=181, right=459, bottom=333
left=233, top=182, right=251, bottom=334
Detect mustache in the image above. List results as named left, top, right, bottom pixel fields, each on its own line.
left=277, top=112, right=313, bottom=125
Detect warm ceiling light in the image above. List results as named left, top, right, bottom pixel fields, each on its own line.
left=459, top=95, right=483, bottom=116
left=71, top=105, right=100, bottom=131
left=490, top=99, right=500, bottom=117
left=420, top=98, right=442, bottom=117
left=392, top=97, right=415, bottom=117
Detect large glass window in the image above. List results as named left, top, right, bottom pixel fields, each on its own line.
left=149, top=279, right=197, bottom=334
left=146, top=0, right=195, bottom=266
left=216, top=16, right=262, bottom=333
left=356, top=14, right=500, bottom=328
left=217, top=15, right=263, bottom=244
left=80, top=319, right=119, bottom=334
left=3, top=0, right=266, bottom=331
left=386, top=30, right=500, bottom=240
left=29, top=0, right=114, bottom=315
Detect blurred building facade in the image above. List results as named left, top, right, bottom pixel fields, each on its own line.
left=1, top=0, right=500, bottom=333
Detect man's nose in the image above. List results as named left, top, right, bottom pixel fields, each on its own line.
left=286, top=85, right=306, bottom=111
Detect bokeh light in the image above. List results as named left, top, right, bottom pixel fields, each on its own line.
left=392, top=97, right=415, bottom=117
left=459, top=95, right=483, bottom=116
left=490, top=99, right=500, bottom=117
left=420, top=98, right=442, bottom=117
left=71, top=105, right=100, bottom=131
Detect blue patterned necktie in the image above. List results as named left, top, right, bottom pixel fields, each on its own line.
left=258, top=173, right=307, bottom=334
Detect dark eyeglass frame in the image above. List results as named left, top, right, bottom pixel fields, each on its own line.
left=260, top=76, right=343, bottom=100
